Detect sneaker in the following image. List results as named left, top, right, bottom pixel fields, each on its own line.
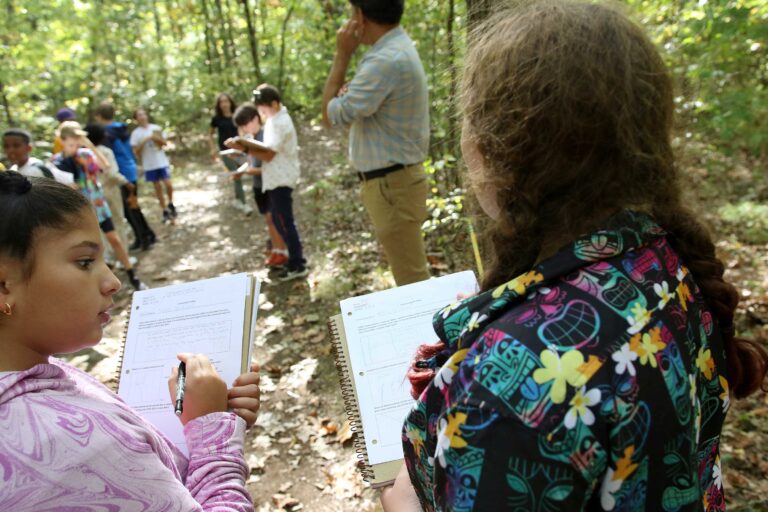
left=265, top=252, right=289, bottom=268
left=115, top=256, right=139, bottom=270
left=162, top=209, right=172, bottom=224
left=129, top=239, right=142, bottom=252
left=243, top=204, right=253, bottom=216
left=168, top=203, right=178, bottom=219
left=277, top=266, right=309, bottom=282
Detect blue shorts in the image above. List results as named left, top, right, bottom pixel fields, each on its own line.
left=145, top=167, right=170, bottom=182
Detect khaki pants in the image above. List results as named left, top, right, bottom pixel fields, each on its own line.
left=360, top=164, right=430, bottom=286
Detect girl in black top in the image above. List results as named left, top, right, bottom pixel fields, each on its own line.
left=209, top=93, right=251, bottom=214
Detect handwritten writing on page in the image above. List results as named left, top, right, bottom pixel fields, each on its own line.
left=118, top=273, right=252, bottom=456
left=340, top=271, right=478, bottom=466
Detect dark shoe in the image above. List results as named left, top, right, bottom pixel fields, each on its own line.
left=162, top=209, right=172, bottom=224
left=130, top=278, right=149, bottom=291
left=129, top=239, right=142, bottom=252
left=277, top=266, right=309, bottom=282
left=168, top=203, right=178, bottom=218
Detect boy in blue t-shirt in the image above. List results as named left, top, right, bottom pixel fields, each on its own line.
left=94, top=102, right=157, bottom=251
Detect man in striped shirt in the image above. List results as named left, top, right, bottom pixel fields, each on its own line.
left=322, top=0, right=431, bottom=286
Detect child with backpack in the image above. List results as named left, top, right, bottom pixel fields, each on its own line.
left=52, top=122, right=147, bottom=291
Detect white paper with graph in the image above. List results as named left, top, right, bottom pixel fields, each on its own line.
left=338, top=271, right=478, bottom=470
left=117, top=273, right=259, bottom=456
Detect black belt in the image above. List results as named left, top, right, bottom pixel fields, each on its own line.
left=357, top=163, right=408, bottom=182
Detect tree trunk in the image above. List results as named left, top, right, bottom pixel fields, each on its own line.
left=224, top=0, right=239, bottom=63
left=0, top=80, right=13, bottom=126
left=214, top=0, right=233, bottom=66
left=277, top=4, right=295, bottom=92
left=200, top=0, right=219, bottom=73
left=241, top=0, right=261, bottom=80
left=150, top=0, right=169, bottom=87
left=446, top=0, right=458, bottom=163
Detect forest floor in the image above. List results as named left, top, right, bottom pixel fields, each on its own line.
left=65, top=122, right=768, bottom=511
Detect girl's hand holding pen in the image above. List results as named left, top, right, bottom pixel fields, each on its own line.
left=168, top=353, right=228, bottom=426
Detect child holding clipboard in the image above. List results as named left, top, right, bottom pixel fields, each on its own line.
left=0, top=172, right=260, bottom=511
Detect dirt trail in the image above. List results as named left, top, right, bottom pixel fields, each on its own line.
left=73, top=122, right=394, bottom=511
left=66, top=127, right=768, bottom=511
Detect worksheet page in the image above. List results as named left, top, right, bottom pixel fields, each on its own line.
left=340, top=271, right=478, bottom=465
left=118, top=273, right=252, bottom=455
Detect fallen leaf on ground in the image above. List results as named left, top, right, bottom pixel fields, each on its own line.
left=272, top=493, right=301, bottom=510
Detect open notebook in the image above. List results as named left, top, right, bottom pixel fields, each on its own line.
left=328, top=271, right=478, bottom=487
left=116, top=273, right=260, bottom=456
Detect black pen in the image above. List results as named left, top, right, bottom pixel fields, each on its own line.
left=174, top=362, right=186, bottom=416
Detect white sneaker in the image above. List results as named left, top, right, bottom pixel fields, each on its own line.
left=231, top=200, right=244, bottom=211
left=115, top=256, right=139, bottom=271
left=243, top=204, right=254, bottom=216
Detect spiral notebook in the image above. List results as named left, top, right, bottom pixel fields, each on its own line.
left=328, top=271, right=478, bottom=487
left=115, top=273, right=260, bottom=456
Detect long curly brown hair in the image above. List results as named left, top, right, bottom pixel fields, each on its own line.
left=458, top=0, right=767, bottom=398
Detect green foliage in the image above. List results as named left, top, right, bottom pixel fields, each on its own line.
left=628, top=0, right=768, bottom=156
left=1, top=0, right=764, bottom=163
left=718, top=201, right=768, bottom=244
left=0, top=0, right=465, bottom=159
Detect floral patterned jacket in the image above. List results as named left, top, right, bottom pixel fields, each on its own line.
left=402, top=210, right=729, bottom=511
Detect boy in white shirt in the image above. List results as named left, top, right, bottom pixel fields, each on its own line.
left=2, top=129, right=74, bottom=185
left=129, top=108, right=177, bottom=224
left=226, top=85, right=307, bottom=281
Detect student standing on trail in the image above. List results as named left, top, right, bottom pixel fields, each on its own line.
left=322, top=0, right=431, bottom=286
left=231, top=102, right=289, bottom=269
left=130, top=107, right=177, bottom=224
left=209, top=93, right=253, bottom=215
left=52, top=107, right=77, bottom=155
left=226, top=85, right=307, bottom=282
left=95, top=102, right=157, bottom=251
left=85, top=123, right=133, bottom=252
left=52, top=122, right=147, bottom=291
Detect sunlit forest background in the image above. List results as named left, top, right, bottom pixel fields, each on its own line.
left=2, top=1, right=767, bottom=509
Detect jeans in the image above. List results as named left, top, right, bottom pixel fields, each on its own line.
left=268, top=187, right=305, bottom=270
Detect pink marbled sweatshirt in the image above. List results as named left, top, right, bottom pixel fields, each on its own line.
left=0, top=360, right=253, bottom=511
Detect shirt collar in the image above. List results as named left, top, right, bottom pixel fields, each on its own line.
left=432, top=209, right=666, bottom=351
left=370, top=26, right=405, bottom=52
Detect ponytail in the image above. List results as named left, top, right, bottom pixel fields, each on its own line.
left=653, top=206, right=768, bottom=398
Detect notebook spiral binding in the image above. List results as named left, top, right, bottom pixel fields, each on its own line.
left=328, top=319, right=375, bottom=482
left=112, top=297, right=135, bottom=393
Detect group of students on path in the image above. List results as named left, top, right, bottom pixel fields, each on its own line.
left=209, top=85, right=307, bottom=281
left=1, top=101, right=169, bottom=291
left=2, top=0, right=768, bottom=511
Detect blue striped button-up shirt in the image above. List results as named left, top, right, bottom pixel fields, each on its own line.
left=328, top=26, right=430, bottom=173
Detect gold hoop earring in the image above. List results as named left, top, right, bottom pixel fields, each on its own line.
left=1, top=303, right=12, bottom=316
